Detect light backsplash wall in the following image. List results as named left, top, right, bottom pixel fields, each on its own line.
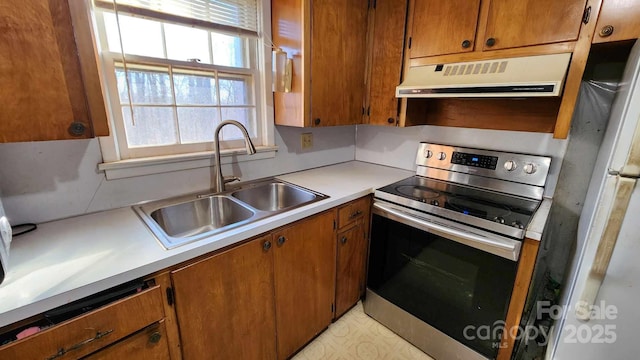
left=0, top=125, right=356, bottom=224
left=0, top=123, right=570, bottom=225
left=355, top=125, right=569, bottom=197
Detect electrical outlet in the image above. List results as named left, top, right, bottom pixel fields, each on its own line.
left=301, top=132, right=313, bottom=149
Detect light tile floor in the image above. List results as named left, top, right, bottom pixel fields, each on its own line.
left=292, top=302, right=435, bottom=360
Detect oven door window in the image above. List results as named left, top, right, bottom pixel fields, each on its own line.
left=368, top=214, right=518, bottom=358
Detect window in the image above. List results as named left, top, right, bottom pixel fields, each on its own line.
left=92, top=0, right=273, bottom=168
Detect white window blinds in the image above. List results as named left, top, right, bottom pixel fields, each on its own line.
left=94, top=0, right=258, bottom=37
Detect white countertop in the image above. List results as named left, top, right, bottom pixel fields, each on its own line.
left=0, top=161, right=413, bottom=328
left=526, top=197, right=553, bottom=241
left=0, top=161, right=552, bottom=328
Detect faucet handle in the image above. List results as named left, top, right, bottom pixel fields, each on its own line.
left=223, top=176, right=240, bottom=184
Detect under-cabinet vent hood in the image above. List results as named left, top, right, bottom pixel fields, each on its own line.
left=396, top=53, right=572, bottom=98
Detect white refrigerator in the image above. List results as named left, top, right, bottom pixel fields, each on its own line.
left=549, top=39, right=640, bottom=359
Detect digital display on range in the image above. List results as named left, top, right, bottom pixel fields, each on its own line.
left=451, top=152, right=498, bottom=170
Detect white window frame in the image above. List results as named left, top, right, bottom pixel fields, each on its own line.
left=92, top=0, right=276, bottom=179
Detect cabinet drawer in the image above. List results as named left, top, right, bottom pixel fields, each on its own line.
left=337, top=197, right=371, bottom=229
left=86, top=321, right=170, bottom=360
left=0, top=286, right=164, bottom=360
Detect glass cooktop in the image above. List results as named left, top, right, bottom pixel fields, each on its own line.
left=375, top=176, right=541, bottom=238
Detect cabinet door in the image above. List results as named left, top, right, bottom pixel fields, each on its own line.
left=273, top=211, right=336, bottom=360
left=367, top=0, right=407, bottom=126
left=0, top=287, right=164, bottom=360
left=335, top=220, right=368, bottom=318
left=482, top=0, right=587, bottom=51
left=310, top=0, right=368, bottom=126
left=86, top=321, right=170, bottom=360
left=593, top=0, right=640, bottom=43
left=0, top=0, right=107, bottom=142
left=171, top=236, right=277, bottom=360
left=409, top=0, right=481, bottom=58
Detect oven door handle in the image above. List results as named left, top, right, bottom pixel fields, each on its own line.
left=373, top=202, right=521, bottom=261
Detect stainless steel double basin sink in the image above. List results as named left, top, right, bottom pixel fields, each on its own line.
left=133, top=178, right=328, bottom=249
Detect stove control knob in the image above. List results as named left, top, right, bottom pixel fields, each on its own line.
left=511, top=221, right=525, bottom=229
left=437, top=152, right=447, bottom=161
left=493, top=216, right=505, bottom=224
left=431, top=199, right=439, bottom=206
left=504, top=160, right=517, bottom=172
left=424, top=149, right=433, bottom=158
left=524, top=163, right=537, bottom=174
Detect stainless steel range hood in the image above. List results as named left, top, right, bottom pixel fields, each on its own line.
left=396, top=53, right=572, bottom=98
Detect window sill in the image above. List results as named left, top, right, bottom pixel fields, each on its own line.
left=98, top=145, right=278, bottom=180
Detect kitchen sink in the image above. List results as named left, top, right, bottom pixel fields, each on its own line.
left=150, top=196, right=255, bottom=238
left=231, top=181, right=318, bottom=211
left=133, top=178, right=328, bottom=249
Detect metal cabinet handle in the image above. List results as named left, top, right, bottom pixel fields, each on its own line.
left=461, top=39, right=471, bottom=48
left=149, top=331, right=162, bottom=344
left=314, top=118, right=321, bottom=126
left=46, top=329, right=114, bottom=360
left=599, top=25, right=614, bottom=37
left=341, top=236, right=348, bottom=244
left=277, top=236, right=286, bottom=246
left=387, top=117, right=395, bottom=124
left=68, top=121, right=87, bottom=136
left=485, top=37, right=496, bottom=47
left=263, top=240, right=272, bottom=251
left=349, top=210, right=362, bottom=219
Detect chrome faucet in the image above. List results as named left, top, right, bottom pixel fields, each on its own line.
left=213, top=120, right=257, bottom=192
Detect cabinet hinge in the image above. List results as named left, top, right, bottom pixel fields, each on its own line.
left=367, top=107, right=370, bottom=116
left=372, top=0, right=377, bottom=9
left=166, top=287, right=175, bottom=306
left=362, top=107, right=365, bottom=115
left=331, top=303, right=335, bottom=313
left=408, top=37, right=412, bottom=49
left=333, top=219, right=337, bottom=230
left=582, top=6, right=591, bottom=24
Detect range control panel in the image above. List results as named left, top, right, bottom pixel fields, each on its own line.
left=415, top=142, right=552, bottom=187
left=451, top=152, right=498, bottom=170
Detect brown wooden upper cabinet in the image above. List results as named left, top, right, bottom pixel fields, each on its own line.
left=482, top=0, right=587, bottom=51
left=364, top=0, right=409, bottom=126
left=592, top=0, right=640, bottom=43
left=0, top=0, right=108, bottom=142
left=409, top=0, right=481, bottom=58
left=272, top=0, right=369, bottom=127
left=408, top=0, right=588, bottom=59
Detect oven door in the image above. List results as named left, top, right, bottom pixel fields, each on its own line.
left=367, top=200, right=521, bottom=359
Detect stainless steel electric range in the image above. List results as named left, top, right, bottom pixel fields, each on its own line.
left=364, top=142, right=551, bottom=360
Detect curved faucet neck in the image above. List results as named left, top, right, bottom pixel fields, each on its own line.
left=214, top=120, right=257, bottom=192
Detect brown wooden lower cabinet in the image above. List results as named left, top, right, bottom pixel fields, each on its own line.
left=0, top=286, right=165, bottom=360
left=171, top=235, right=277, bottom=360
left=272, top=211, right=336, bottom=360
left=1, top=200, right=369, bottom=360
left=169, top=210, right=337, bottom=360
left=86, top=321, right=170, bottom=360
left=335, top=196, right=371, bottom=319
left=335, top=218, right=368, bottom=318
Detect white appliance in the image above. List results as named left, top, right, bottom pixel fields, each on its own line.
left=0, top=196, right=12, bottom=285
left=549, top=39, right=640, bottom=359
left=396, top=53, right=572, bottom=98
